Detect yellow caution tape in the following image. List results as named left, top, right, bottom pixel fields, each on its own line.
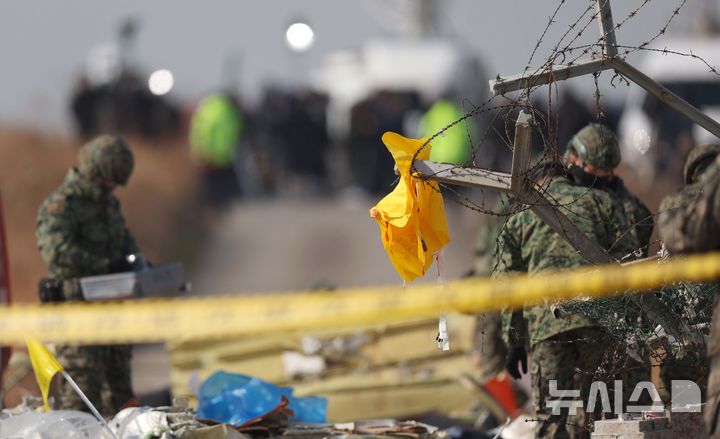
left=2, top=252, right=720, bottom=345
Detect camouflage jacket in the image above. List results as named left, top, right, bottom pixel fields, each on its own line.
left=658, top=159, right=720, bottom=356
left=497, top=176, right=639, bottom=348
left=658, top=161, right=720, bottom=254
left=36, top=168, right=138, bottom=281
left=473, top=197, right=512, bottom=277
left=610, top=178, right=653, bottom=256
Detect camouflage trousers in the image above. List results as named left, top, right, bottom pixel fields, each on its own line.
left=532, top=328, right=609, bottom=439
left=474, top=312, right=507, bottom=382
left=54, top=344, right=133, bottom=416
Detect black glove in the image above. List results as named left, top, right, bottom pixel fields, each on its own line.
left=505, top=346, right=528, bottom=380
left=109, top=253, right=150, bottom=273
left=108, top=256, right=134, bottom=273
left=38, top=278, right=63, bottom=303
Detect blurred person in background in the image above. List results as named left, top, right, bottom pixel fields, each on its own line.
left=251, top=86, right=293, bottom=195
left=281, top=91, right=330, bottom=195
left=69, top=69, right=180, bottom=140
left=70, top=75, right=100, bottom=139
left=346, top=90, right=421, bottom=196
left=35, top=135, right=139, bottom=414
left=189, top=93, right=244, bottom=207
left=347, top=97, right=393, bottom=195
left=420, top=94, right=474, bottom=165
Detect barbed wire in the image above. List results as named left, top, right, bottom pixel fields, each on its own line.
left=404, top=0, right=720, bottom=404
left=620, top=0, right=689, bottom=58
left=524, top=0, right=569, bottom=73
left=617, top=44, right=720, bottom=76
left=411, top=0, right=716, bottom=242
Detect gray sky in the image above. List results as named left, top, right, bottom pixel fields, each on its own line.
left=0, top=0, right=709, bottom=131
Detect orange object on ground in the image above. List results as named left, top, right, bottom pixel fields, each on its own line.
left=483, top=373, right=521, bottom=420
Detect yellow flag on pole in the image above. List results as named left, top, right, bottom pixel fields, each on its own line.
left=26, top=338, right=64, bottom=411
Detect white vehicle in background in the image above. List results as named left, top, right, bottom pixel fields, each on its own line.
left=618, top=36, right=720, bottom=187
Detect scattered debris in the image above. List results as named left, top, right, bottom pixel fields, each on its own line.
left=169, top=315, right=479, bottom=421
left=0, top=395, right=453, bottom=439
left=0, top=399, right=110, bottom=439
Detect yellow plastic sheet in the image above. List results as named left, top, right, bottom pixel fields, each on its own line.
left=370, top=132, right=450, bottom=281
left=27, top=338, right=64, bottom=411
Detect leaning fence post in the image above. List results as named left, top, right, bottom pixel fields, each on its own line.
left=596, top=0, right=618, bottom=58
left=510, top=111, right=532, bottom=195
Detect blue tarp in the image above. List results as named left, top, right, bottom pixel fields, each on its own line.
left=197, top=371, right=327, bottom=426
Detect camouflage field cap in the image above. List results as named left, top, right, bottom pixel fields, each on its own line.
left=564, top=123, right=621, bottom=170
left=78, top=135, right=134, bottom=186
left=684, top=143, right=720, bottom=184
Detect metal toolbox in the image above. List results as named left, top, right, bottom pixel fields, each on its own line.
left=79, top=262, right=186, bottom=301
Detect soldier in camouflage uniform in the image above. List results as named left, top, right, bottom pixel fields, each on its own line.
left=472, top=198, right=512, bottom=383
left=498, top=161, right=639, bottom=439
left=564, top=123, right=653, bottom=255
left=468, top=197, right=525, bottom=429
left=658, top=143, right=720, bottom=438
left=36, top=135, right=138, bottom=414
left=658, top=143, right=720, bottom=251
